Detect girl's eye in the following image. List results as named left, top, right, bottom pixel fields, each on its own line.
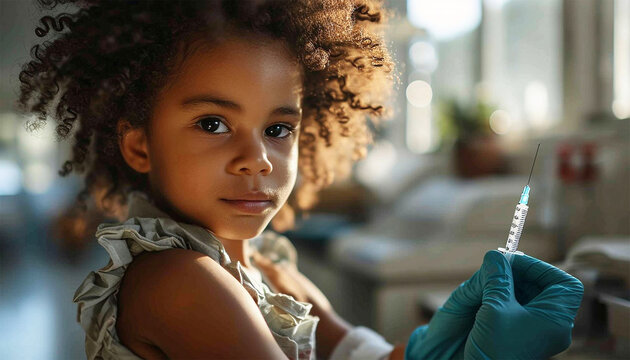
left=195, top=116, right=296, bottom=139
left=265, top=124, right=296, bottom=139
left=196, top=116, right=229, bottom=134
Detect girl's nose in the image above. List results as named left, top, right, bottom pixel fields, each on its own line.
left=226, top=135, right=273, bottom=176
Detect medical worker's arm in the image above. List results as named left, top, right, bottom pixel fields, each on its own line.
left=405, top=250, right=584, bottom=360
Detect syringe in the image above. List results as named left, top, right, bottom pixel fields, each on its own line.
left=498, top=144, right=540, bottom=255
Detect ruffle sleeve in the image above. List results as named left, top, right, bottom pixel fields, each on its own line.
left=73, top=216, right=318, bottom=360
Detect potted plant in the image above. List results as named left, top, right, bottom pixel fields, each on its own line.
left=437, top=98, right=507, bottom=178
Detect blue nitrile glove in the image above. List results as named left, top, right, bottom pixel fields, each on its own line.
left=405, top=250, right=584, bottom=360
left=404, top=261, right=484, bottom=360
left=463, top=250, right=584, bottom=359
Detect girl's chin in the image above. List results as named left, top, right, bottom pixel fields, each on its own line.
left=208, top=222, right=272, bottom=240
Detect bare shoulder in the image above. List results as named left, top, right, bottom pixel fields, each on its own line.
left=116, top=248, right=287, bottom=359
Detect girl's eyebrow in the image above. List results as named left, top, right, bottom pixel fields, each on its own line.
left=181, top=94, right=302, bottom=117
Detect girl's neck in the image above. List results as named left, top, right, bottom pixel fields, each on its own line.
left=214, top=233, right=254, bottom=269
left=147, top=191, right=256, bottom=269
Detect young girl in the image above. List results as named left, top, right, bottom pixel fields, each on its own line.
left=18, top=0, right=403, bottom=359
left=17, top=0, right=584, bottom=359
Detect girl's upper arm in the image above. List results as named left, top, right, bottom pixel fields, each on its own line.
left=125, top=248, right=288, bottom=359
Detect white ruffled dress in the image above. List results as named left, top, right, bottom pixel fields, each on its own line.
left=73, top=191, right=319, bottom=360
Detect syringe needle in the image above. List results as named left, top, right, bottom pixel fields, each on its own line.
left=527, top=143, right=541, bottom=186
left=500, top=144, right=541, bottom=255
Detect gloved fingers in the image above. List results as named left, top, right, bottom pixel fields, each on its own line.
left=511, top=253, right=582, bottom=290
left=406, top=272, right=481, bottom=360
left=510, top=253, right=584, bottom=322
left=513, top=278, right=543, bottom=305
left=419, top=271, right=481, bottom=350
left=404, top=321, right=469, bottom=360
left=404, top=324, right=428, bottom=360
left=524, top=281, right=584, bottom=325
left=480, top=250, right=515, bottom=306
left=441, top=269, right=483, bottom=314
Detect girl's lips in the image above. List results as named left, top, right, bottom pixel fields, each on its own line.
left=221, top=199, right=274, bottom=214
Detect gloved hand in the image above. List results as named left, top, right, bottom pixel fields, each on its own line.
left=403, top=265, right=483, bottom=359
left=464, top=250, right=583, bottom=359
left=405, top=250, right=584, bottom=360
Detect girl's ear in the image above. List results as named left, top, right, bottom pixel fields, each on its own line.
left=117, top=119, right=151, bottom=173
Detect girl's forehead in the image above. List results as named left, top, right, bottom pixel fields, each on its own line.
left=174, top=34, right=302, bottom=82
left=157, top=35, right=304, bottom=108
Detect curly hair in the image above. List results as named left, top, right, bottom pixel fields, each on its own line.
left=16, top=0, right=396, bottom=232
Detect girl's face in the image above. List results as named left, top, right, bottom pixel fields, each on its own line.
left=142, top=35, right=303, bottom=241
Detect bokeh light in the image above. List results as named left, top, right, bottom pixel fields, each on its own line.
left=23, top=162, right=54, bottom=194
left=406, top=80, right=433, bottom=108
left=409, top=41, right=438, bottom=72
left=0, top=160, right=22, bottom=195
left=524, top=81, right=549, bottom=128
left=489, top=109, right=512, bottom=135
left=407, top=0, right=482, bottom=41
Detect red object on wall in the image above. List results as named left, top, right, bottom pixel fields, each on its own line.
left=557, top=143, right=577, bottom=183
left=580, top=142, right=598, bottom=183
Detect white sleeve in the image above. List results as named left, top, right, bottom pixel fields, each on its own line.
left=328, top=326, right=394, bottom=360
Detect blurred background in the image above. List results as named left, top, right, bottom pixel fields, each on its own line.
left=1, top=0, right=629, bottom=359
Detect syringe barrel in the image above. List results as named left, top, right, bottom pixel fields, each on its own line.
left=505, top=203, right=529, bottom=252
